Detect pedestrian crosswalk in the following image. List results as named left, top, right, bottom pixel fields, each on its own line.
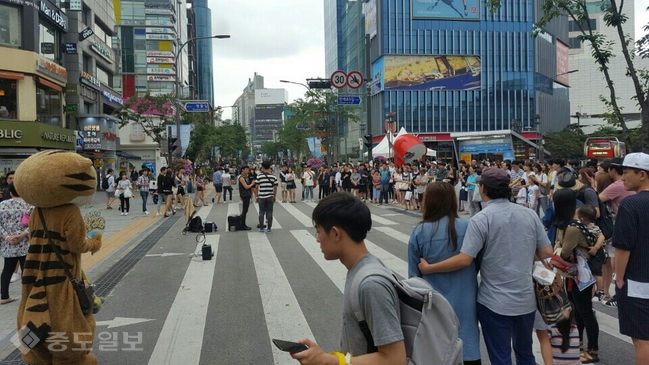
left=0, top=200, right=635, bottom=365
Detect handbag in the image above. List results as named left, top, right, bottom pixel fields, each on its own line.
left=37, top=209, right=95, bottom=315
left=534, top=259, right=572, bottom=324
left=459, top=187, right=468, bottom=201
left=21, top=212, right=30, bottom=227
left=539, top=174, right=552, bottom=195
left=122, top=188, right=132, bottom=198
left=396, top=181, right=410, bottom=191
left=472, top=189, right=483, bottom=202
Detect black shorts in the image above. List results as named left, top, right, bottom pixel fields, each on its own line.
left=177, top=186, right=185, bottom=196
left=214, top=184, right=223, bottom=193
left=617, top=283, right=649, bottom=340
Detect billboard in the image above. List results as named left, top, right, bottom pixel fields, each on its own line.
left=363, top=0, right=377, bottom=39
left=412, top=0, right=480, bottom=20
left=374, top=55, right=481, bottom=92
left=556, top=40, right=570, bottom=86
left=255, top=89, right=288, bottom=105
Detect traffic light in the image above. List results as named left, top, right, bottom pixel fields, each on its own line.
left=364, top=134, right=373, bottom=149
left=168, top=137, right=181, bottom=157
left=307, top=79, right=332, bottom=89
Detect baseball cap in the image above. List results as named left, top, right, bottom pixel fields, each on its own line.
left=622, top=153, right=649, bottom=172
left=476, top=168, right=509, bottom=186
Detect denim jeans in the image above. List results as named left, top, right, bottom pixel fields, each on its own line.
left=258, top=197, right=274, bottom=229
left=380, top=183, right=390, bottom=204
left=373, top=187, right=381, bottom=201
left=478, top=303, right=536, bottom=365
left=304, top=186, right=314, bottom=200
left=140, top=191, right=149, bottom=212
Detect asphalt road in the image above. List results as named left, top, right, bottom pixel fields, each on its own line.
left=1, top=194, right=636, bottom=365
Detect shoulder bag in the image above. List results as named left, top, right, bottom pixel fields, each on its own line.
left=534, top=258, right=572, bottom=324
left=37, top=208, right=95, bottom=315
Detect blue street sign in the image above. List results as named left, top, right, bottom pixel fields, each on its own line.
left=296, top=124, right=310, bottom=130
left=184, top=101, right=210, bottom=112
left=337, top=95, right=362, bottom=105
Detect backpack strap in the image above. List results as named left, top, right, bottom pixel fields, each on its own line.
left=349, top=263, right=398, bottom=354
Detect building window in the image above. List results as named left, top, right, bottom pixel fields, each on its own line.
left=0, top=79, right=18, bottom=119
left=569, top=37, right=582, bottom=49
left=130, top=123, right=145, bottom=140
left=93, top=20, right=112, bottom=45
left=569, top=19, right=596, bottom=32
left=36, top=86, right=62, bottom=126
left=0, top=5, right=21, bottom=47
left=39, top=21, right=60, bottom=62
left=97, top=66, right=111, bottom=86
left=83, top=55, right=93, bottom=73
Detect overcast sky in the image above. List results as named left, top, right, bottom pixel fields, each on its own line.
left=205, top=0, right=648, bottom=120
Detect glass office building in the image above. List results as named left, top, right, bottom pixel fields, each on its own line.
left=193, top=0, right=213, bottom=105
left=364, top=0, right=570, bottom=161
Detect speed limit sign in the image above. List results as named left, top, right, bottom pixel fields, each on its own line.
left=330, top=70, right=348, bottom=89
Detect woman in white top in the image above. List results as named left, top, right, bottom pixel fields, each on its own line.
left=529, top=163, right=549, bottom=216
left=116, top=171, right=133, bottom=215
left=221, top=170, right=233, bottom=202
left=285, top=168, right=296, bottom=203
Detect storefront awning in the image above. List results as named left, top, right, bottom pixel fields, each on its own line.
left=37, top=77, right=63, bottom=92
left=0, top=71, right=24, bottom=80
left=116, top=151, right=142, bottom=160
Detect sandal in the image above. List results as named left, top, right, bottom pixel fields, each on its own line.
left=0, top=297, right=18, bottom=305
left=580, top=350, right=600, bottom=363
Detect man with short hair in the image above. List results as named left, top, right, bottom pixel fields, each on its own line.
left=303, top=165, right=315, bottom=202
left=1, top=171, right=15, bottom=202
left=613, top=152, right=649, bottom=365
left=379, top=163, right=390, bottom=205
left=105, top=169, right=116, bottom=209
left=419, top=168, right=552, bottom=364
left=508, top=161, right=525, bottom=197
left=292, top=193, right=406, bottom=365
left=255, top=160, right=278, bottom=233
left=212, top=167, right=223, bottom=204
left=436, top=161, right=449, bottom=181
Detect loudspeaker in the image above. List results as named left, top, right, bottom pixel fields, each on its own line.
left=201, top=244, right=213, bottom=260
left=228, top=215, right=241, bottom=232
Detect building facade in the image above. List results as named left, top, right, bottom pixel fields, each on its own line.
left=568, top=0, right=648, bottom=134
left=233, top=72, right=264, bottom=132
left=253, top=89, right=287, bottom=152
left=192, top=0, right=213, bottom=105
left=0, top=0, right=76, bottom=173
left=331, top=0, right=572, bottom=162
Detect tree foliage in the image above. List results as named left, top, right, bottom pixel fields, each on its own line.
left=114, top=93, right=175, bottom=149
left=544, top=125, right=588, bottom=158
left=486, top=0, right=649, bottom=152
left=185, top=123, right=248, bottom=163
left=282, top=89, right=361, bottom=162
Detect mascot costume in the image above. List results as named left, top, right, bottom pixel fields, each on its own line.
left=14, top=151, right=102, bottom=365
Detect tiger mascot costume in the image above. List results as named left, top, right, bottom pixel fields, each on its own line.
left=14, top=151, right=102, bottom=365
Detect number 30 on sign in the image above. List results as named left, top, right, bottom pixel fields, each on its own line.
left=330, top=70, right=347, bottom=89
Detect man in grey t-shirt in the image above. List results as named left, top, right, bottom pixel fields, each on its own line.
left=292, top=192, right=406, bottom=365
left=418, top=168, right=552, bottom=365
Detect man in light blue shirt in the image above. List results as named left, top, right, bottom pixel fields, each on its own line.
left=418, top=168, right=552, bottom=365
left=212, top=167, right=223, bottom=203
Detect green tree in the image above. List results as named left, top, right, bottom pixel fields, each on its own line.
left=259, top=141, right=284, bottom=160
left=487, top=1, right=649, bottom=151
left=544, top=124, right=587, bottom=158
left=114, top=93, right=175, bottom=150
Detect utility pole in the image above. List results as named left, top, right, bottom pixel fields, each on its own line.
left=365, top=33, right=373, bottom=162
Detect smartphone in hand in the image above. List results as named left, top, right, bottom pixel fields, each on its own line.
left=272, top=339, right=309, bottom=353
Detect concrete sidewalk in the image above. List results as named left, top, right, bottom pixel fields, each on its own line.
left=0, top=190, right=174, bottom=358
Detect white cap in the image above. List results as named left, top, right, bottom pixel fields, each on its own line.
left=622, top=153, right=649, bottom=172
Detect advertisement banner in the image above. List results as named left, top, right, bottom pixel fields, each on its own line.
left=371, top=57, right=384, bottom=94
left=306, top=137, right=322, bottom=158
left=363, top=0, right=377, bottom=39
left=376, top=55, right=481, bottom=91
left=147, top=75, right=176, bottom=81
left=412, top=0, right=480, bottom=20
left=556, top=40, right=570, bottom=86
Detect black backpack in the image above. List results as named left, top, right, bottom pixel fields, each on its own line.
left=188, top=216, right=204, bottom=233
left=102, top=177, right=109, bottom=190
left=576, top=185, right=614, bottom=239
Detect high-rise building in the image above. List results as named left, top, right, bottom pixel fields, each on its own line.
left=328, top=0, right=571, bottom=162
left=568, top=0, right=649, bottom=133
left=234, top=72, right=265, bottom=131
left=186, top=1, right=198, bottom=99
left=192, top=0, right=213, bottom=106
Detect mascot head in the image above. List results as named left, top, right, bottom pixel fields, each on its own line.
left=14, top=150, right=97, bottom=208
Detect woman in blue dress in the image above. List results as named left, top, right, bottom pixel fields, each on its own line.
left=408, top=181, right=481, bottom=365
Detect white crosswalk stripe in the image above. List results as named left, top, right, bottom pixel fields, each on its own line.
left=374, top=226, right=411, bottom=244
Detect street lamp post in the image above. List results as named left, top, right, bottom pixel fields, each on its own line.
left=173, top=34, right=230, bottom=158
left=536, top=69, right=578, bottom=160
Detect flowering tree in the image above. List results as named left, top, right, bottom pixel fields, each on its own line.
left=307, top=157, right=323, bottom=168
left=171, top=158, right=193, bottom=175
left=115, top=93, right=175, bottom=150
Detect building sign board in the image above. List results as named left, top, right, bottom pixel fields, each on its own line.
left=147, top=75, right=175, bottom=81
left=101, top=90, right=123, bottom=105
left=147, top=57, right=174, bottom=63
left=36, top=57, right=67, bottom=83
left=144, top=8, right=173, bottom=14
left=90, top=42, right=113, bottom=63
left=146, top=27, right=175, bottom=34
left=80, top=71, right=100, bottom=89
left=39, top=0, right=68, bottom=31
left=68, top=0, right=82, bottom=11
left=145, top=34, right=174, bottom=40
left=79, top=26, right=94, bottom=41
left=64, top=43, right=77, bottom=54
left=146, top=20, right=174, bottom=26
left=147, top=68, right=175, bottom=75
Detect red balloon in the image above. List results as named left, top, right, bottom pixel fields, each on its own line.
left=393, top=134, right=426, bottom=166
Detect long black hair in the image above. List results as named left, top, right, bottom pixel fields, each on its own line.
left=553, top=189, right=577, bottom=230
left=556, top=304, right=575, bottom=353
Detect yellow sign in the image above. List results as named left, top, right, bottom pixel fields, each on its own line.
left=460, top=154, right=472, bottom=164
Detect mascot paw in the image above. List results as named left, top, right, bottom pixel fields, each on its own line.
left=89, top=233, right=103, bottom=254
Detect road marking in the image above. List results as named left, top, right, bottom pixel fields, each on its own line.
left=374, top=226, right=410, bottom=244
left=147, top=214, right=218, bottom=365
left=371, top=214, right=398, bottom=226
left=144, top=253, right=187, bottom=258
left=281, top=202, right=313, bottom=227
left=249, top=232, right=315, bottom=364
left=364, top=239, right=408, bottom=278
left=291, top=230, right=346, bottom=292
left=253, top=202, right=282, bottom=229
left=96, top=317, right=154, bottom=329
left=381, top=213, right=402, bottom=217
left=594, top=308, right=632, bottom=344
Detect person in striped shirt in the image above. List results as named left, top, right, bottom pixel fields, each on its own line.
left=549, top=307, right=580, bottom=365
left=255, top=160, right=278, bottom=233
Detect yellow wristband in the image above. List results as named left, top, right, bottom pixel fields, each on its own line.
left=329, top=352, right=346, bottom=365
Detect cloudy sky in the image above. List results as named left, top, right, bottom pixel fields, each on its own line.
left=205, top=0, right=648, bottom=120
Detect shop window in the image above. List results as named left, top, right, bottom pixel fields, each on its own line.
left=97, top=66, right=111, bottom=87
left=36, top=86, right=62, bottom=126
left=0, top=79, right=18, bottom=119
left=39, top=21, right=60, bottom=62
left=0, top=5, right=21, bottom=47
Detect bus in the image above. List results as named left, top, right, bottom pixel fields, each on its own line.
left=584, top=137, right=626, bottom=159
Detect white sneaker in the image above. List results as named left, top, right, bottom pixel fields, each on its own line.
left=10, top=273, right=20, bottom=283
left=125, top=212, right=128, bottom=216
left=156, top=212, right=161, bottom=216
left=121, top=212, right=125, bottom=216
left=144, top=211, right=149, bottom=215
